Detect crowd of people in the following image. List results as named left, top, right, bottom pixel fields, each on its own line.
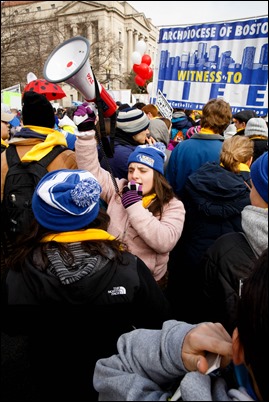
left=1, top=92, right=268, bottom=401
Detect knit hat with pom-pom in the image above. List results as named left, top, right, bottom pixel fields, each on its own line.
left=32, top=169, right=102, bottom=231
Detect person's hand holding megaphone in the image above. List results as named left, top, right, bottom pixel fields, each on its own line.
left=73, top=102, right=97, bottom=138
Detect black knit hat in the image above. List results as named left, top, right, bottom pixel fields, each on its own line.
left=22, top=91, right=55, bottom=128
left=233, top=110, right=257, bottom=123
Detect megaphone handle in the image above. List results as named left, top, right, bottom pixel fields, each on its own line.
left=94, top=79, right=107, bottom=138
left=92, top=68, right=115, bottom=154
left=95, top=129, right=120, bottom=195
left=109, top=112, right=116, bottom=154
left=92, top=69, right=120, bottom=195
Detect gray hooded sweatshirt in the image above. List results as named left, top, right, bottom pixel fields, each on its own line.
left=93, top=320, right=255, bottom=401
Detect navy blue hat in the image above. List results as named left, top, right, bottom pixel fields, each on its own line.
left=32, top=169, right=102, bottom=231
left=250, top=152, right=268, bottom=203
left=127, top=143, right=166, bottom=175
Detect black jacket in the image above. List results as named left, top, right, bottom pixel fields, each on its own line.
left=251, top=138, right=268, bottom=162
left=198, top=231, right=257, bottom=334
left=166, top=162, right=251, bottom=323
left=2, top=249, right=172, bottom=401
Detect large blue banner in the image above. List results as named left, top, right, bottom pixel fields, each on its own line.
left=151, top=17, right=268, bottom=116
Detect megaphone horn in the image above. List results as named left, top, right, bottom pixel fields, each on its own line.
left=43, top=36, right=117, bottom=118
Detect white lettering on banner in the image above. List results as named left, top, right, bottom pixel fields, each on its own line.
left=161, top=21, right=268, bottom=42
left=235, top=22, right=268, bottom=37
left=155, top=90, right=173, bottom=119
left=162, top=81, right=267, bottom=113
left=154, top=16, right=268, bottom=115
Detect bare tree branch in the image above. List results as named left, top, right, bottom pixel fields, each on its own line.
left=1, top=4, right=133, bottom=91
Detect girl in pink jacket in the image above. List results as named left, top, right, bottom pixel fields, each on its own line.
left=75, top=133, right=185, bottom=287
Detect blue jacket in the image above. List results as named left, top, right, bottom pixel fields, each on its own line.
left=171, top=115, right=193, bottom=140
left=165, top=132, right=224, bottom=198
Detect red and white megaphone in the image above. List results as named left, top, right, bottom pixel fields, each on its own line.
left=43, top=36, right=117, bottom=117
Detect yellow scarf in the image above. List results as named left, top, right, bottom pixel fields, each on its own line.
left=238, top=162, right=250, bottom=172
left=1, top=138, right=8, bottom=148
left=142, top=193, right=156, bottom=208
left=41, top=229, right=116, bottom=243
left=248, top=135, right=267, bottom=140
left=220, top=162, right=250, bottom=172
left=62, top=125, right=75, bottom=134
left=199, top=128, right=217, bottom=135
left=21, top=125, right=67, bottom=162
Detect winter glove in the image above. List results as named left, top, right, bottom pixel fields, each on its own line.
left=121, top=180, right=143, bottom=209
left=73, top=102, right=96, bottom=132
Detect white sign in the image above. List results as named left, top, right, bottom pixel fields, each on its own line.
left=132, top=93, right=150, bottom=105
left=1, top=91, right=22, bottom=110
left=155, top=89, right=173, bottom=119
left=108, top=89, right=131, bottom=104
left=9, top=95, right=22, bottom=110
left=1, top=83, right=21, bottom=93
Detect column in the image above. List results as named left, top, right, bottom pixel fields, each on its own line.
left=127, top=27, right=133, bottom=72
left=71, top=23, right=78, bottom=36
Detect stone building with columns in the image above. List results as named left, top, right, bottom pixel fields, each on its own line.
left=1, top=1, right=159, bottom=106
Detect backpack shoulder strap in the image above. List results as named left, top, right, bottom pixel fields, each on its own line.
left=36, top=145, right=67, bottom=168
left=5, top=144, right=20, bottom=167
left=5, top=144, right=67, bottom=168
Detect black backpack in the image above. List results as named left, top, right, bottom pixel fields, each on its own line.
left=1, top=143, right=8, bottom=153
left=2, top=144, right=66, bottom=244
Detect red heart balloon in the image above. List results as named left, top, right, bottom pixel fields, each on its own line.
left=136, top=63, right=150, bottom=79
left=135, top=75, right=146, bottom=87
left=133, top=64, right=141, bottom=75
left=145, top=67, right=153, bottom=80
left=141, top=54, right=151, bottom=66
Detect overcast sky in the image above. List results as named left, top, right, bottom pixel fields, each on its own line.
left=128, top=1, right=268, bottom=26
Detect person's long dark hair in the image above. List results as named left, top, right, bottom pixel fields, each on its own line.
left=7, top=208, right=127, bottom=272
left=149, top=171, right=176, bottom=218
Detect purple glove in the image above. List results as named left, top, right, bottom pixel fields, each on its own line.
left=73, top=102, right=96, bottom=132
left=121, top=181, right=143, bottom=209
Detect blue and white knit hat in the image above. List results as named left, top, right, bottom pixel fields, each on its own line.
left=32, top=169, right=102, bottom=231
left=117, top=108, right=149, bottom=136
left=127, top=143, right=166, bottom=175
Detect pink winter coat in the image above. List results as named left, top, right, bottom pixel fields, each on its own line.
left=75, top=137, right=185, bottom=281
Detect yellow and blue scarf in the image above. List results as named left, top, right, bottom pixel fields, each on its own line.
left=21, top=125, right=67, bottom=162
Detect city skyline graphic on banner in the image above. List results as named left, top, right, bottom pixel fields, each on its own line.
left=153, top=17, right=268, bottom=114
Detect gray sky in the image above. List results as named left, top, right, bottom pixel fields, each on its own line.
left=128, top=1, right=268, bottom=26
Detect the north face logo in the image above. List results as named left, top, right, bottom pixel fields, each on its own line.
left=108, top=286, right=126, bottom=295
